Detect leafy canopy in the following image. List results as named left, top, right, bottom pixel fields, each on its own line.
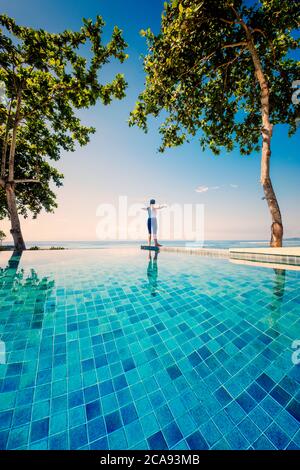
left=129, top=0, right=300, bottom=154
left=0, top=14, right=128, bottom=218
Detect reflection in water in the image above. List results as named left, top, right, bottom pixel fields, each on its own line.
left=0, top=251, right=55, bottom=331
left=147, top=250, right=159, bottom=296
left=268, top=268, right=286, bottom=328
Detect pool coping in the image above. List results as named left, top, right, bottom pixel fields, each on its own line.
left=160, top=246, right=300, bottom=269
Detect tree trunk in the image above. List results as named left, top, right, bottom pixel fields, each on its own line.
left=5, top=183, right=26, bottom=252
left=245, top=32, right=283, bottom=247
left=261, top=123, right=283, bottom=247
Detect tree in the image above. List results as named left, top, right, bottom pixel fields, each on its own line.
left=129, top=0, right=300, bottom=247
left=0, top=229, right=5, bottom=245
left=0, top=15, right=128, bottom=251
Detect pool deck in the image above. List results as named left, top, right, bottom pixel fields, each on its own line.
left=229, top=246, right=300, bottom=267
left=160, top=245, right=300, bottom=269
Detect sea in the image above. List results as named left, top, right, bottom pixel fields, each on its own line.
left=3, top=238, right=300, bottom=250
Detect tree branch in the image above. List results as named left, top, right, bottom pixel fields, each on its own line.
left=14, top=179, right=41, bottom=184
left=1, top=98, right=12, bottom=178
left=8, top=87, right=22, bottom=181
left=221, top=41, right=247, bottom=49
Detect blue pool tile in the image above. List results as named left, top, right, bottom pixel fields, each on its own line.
left=225, top=428, right=249, bottom=450
left=260, top=396, right=282, bottom=418
left=105, top=410, right=122, bottom=434
left=49, top=432, right=68, bottom=450
left=169, top=398, right=186, bottom=421
left=135, top=397, right=152, bottom=417
left=108, top=428, right=127, bottom=449
left=0, top=410, right=13, bottom=430
left=125, top=420, right=144, bottom=447
left=6, top=363, right=23, bottom=376
left=270, top=385, right=291, bottom=407
left=256, top=373, right=276, bottom=392
left=238, top=417, right=261, bottom=442
left=30, top=418, right=49, bottom=442
left=264, top=423, right=290, bottom=449
left=16, top=388, right=34, bottom=407
left=252, top=435, right=276, bottom=450
left=246, top=382, right=267, bottom=402
left=214, top=386, right=232, bottom=407
left=69, top=424, right=88, bottom=449
left=171, top=439, right=189, bottom=450
left=69, top=406, right=86, bottom=426
left=166, top=365, right=182, bottom=380
left=212, top=411, right=234, bottom=435
left=86, top=400, right=101, bottom=421
left=120, top=403, right=138, bottom=425
left=32, top=400, right=50, bottom=421
left=162, top=421, right=183, bottom=448
left=50, top=412, right=68, bottom=435
left=140, top=413, right=160, bottom=437
left=191, top=405, right=211, bottom=427
left=0, top=391, right=16, bottom=411
left=286, top=399, right=300, bottom=423
left=148, top=431, right=168, bottom=450
left=7, top=425, right=29, bottom=448
left=186, top=430, right=208, bottom=450
left=286, top=441, right=300, bottom=450
left=84, top=385, right=99, bottom=403
left=149, top=390, right=165, bottom=408
left=90, top=436, right=109, bottom=450
left=122, top=358, right=135, bottom=372
left=187, top=352, right=201, bottom=367
left=12, top=406, right=32, bottom=427
left=236, top=392, right=256, bottom=413
left=113, top=374, right=128, bottom=391
left=68, top=390, right=84, bottom=408
left=211, top=438, right=231, bottom=450
left=0, top=430, right=9, bottom=450
left=200, top=420, right=222, bottom=447
left=87, top=416, right=106, bottom=442
left=248, top=405, right=272, bottom=431
left=102, top=393, right=118, bottom=414
left=117, top=388, right=132, bottom=407
left=275, top=410, right=299, bottom=437
left=99, top=379, right=114, bottom=396
left=30, top=438, right=48, bottom=450
left=175, top=413, right=197, bottom=436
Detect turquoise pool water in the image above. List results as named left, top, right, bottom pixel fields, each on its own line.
left=0, top=248, right=300, bottom=450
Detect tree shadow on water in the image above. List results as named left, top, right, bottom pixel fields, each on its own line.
left=267, top=268, right=286, bottom=329
left=0, top=250, right=55, bottom=332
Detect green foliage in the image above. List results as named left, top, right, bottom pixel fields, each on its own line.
left=0, top=14, right=128, bottom=217
left=129, top=0, right=300, bottom=154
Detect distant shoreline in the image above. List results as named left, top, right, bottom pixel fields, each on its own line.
left=1, top=238, right=300, bottom=251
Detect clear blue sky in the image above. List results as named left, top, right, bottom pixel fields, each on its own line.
left=1, top=0, right=299, bottom=241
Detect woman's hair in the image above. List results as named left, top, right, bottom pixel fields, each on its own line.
left=150, top=199, right=155, bottom=205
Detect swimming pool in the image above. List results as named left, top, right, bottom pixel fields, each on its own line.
left=0, top=248, right=300, bottom=450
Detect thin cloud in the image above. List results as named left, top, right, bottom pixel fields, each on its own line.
left=195, top=184, right=238, bottom=193
left=195, top=185, right=220, bottom=193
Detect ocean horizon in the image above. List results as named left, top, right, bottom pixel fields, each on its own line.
left=2, top=238, right=300, bottom=250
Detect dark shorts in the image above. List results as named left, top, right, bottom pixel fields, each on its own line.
left=147, top=217, right=157, bottom=235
